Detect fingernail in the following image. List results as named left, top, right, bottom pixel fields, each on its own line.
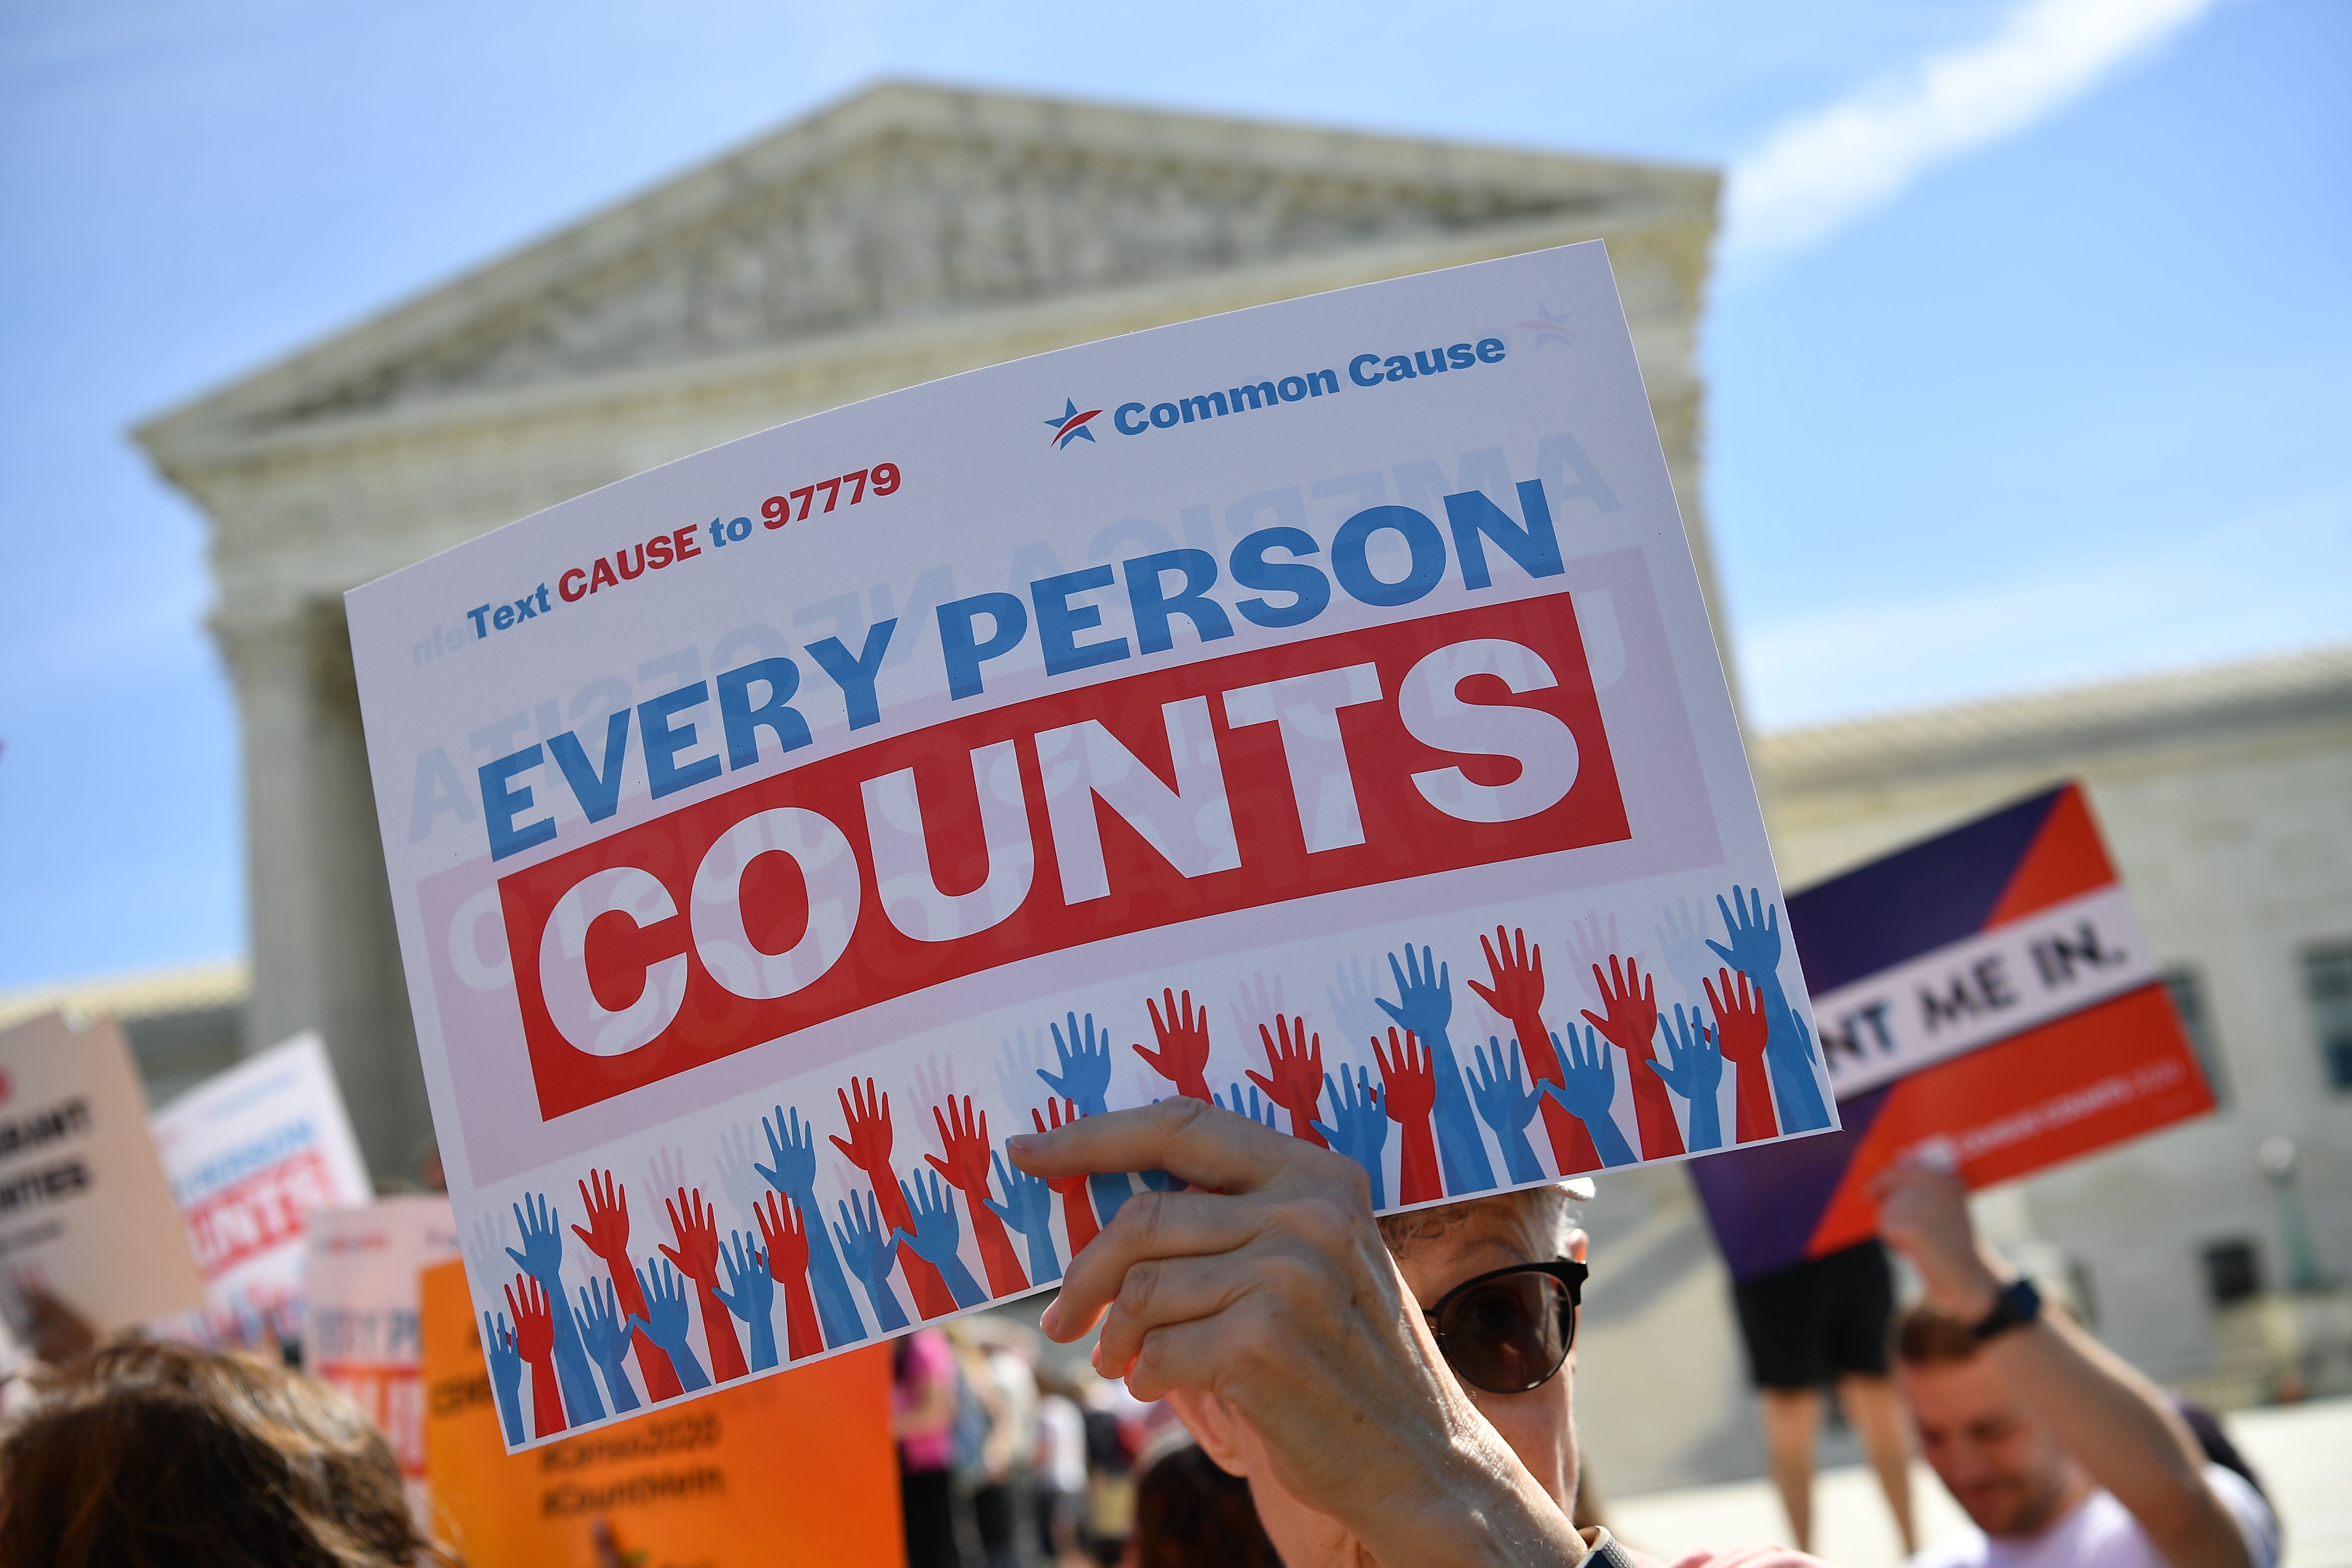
left=1040, top=1299, right=1062, bottom=1336
left=1090, top=1340, right=1103, bottom=1372
left=1007, top=1132, right=1038, bottom=1152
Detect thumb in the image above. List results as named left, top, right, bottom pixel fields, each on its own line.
left=1244, top=1069, right=1279, bottom=1099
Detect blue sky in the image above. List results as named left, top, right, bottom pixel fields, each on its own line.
left=2, top=0, right=2346, bottom=986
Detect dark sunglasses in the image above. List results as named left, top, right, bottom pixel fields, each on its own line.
left=1422, top=1259, right=1587, bottom=1395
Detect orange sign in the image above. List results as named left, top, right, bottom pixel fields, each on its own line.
left=419, top=1258, right=902, bottom=1567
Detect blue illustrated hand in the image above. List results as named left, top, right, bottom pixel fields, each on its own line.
left=1310, top=1067, right=1389, bottom=1208
left=984, top=1146, right=1062, bottom=1285
left=1377, top=945, right=1496, bottom=1196
left=626, top=1258, right=710, bottom=1390
left=831, top=1189, right=909, bottom=1332
left=574, top=1277, right=642, bottom=1411
left=1766, top=1010, right=1832, bottom=1133
left=759, top=1104, right=866, bottom=1348
left=1467, top=1037, right=1548, bottom=1183
left=505, top=1191, right=604, bottom=1422
left=893, top=1168, right=988, bottom=1308
left=1039, top=1011, right=1114, bottom=1116
left=1215, top=1082, right=1281, bottom=1128
left=1707, top=886, right=1783, bottom=978
left=713, top=1230, right=779, bottom=1372
left=482, top=1310, right=525, bottom=1444
left=1650, top=1003, right=1724, bottom=1151
left=1541, top=1026, right=1638, bottom=1167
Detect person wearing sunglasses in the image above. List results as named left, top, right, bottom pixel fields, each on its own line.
left=1011, top=1097, right=1826, bottom=1568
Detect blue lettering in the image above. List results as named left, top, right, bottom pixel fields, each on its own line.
left=938, top=593, right=1029, bottom=700
left=1123, top=549, right=1233, bottom=655
left=480, top=746, right=557, bottom=861
left=1448, top=343, right=1475, bottom=369
left=1031, top=566, right=1131, bottom=678
left=1277, top=376, right=1307, bottom=403
left=1476, top=338, right=1506, bottom=364
left=1332, top=506, right=1447, bottom=608
left=1307, top=368, right=1338, bottom=396
left=466, top=604, right=493, bottom=639
left=1229, top=527, right=1330, bottom=629
left=1115, top=402, right=1149, bottom=435
left=1383, top=356, right=1416, bottom=383
left=1445, top=481, right=1564, bottom=590
left=1348, top=354, right=1383, bottom=388
left=716, top=657, right=811, bottom=768
left=1151, top=403, right=1180, bottom=429
left=548, top=710, right=632, bottom=823
left=804, top=618, right=897, bottom=731
left=638, top=682, right=721, bottom=799
left=1414, top=348, right=1448, bottom=376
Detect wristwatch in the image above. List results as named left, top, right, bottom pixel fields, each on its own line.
left=1970, top=1275, right=2043, bottom=1340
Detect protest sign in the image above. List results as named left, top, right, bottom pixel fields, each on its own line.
left=309, top=1195, right=461, bottom=1512
left=0, top=1012, right=204, bottom=1340
left=1692, top=782, right=2214, bottom=1280
left=348, top=239, right=1837, bottom=1449
left=419, top=1257, right=898, bottom=1566
left=150, top=1032, right=373, bottom=1343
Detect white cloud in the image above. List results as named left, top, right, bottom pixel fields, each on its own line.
left=1723, top=0, right=2221, bottom=267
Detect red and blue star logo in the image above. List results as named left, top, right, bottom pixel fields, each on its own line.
left=1045, top=398, right=1102, bottom=449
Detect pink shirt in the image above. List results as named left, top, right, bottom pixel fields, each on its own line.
left=895, top=1328, right=958, bottom=1473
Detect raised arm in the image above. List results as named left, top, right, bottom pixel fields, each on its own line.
left=1876, top=1167, right=2253, bottom=1568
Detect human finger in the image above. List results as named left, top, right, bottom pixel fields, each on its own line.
left=1009, top=1097, right=1288, bottom=1196
left=1091, top=1249, right=1263, bottom=1378
left=1043, top=1186, right=1279, bottom=1341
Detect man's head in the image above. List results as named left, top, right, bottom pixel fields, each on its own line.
left=1895, top=1303, right=2088, bottom=1538
left=1171, top=1185, right=1587, bottom=1565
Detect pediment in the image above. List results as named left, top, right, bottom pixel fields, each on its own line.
left=145, top=82, right=1713, bottom=445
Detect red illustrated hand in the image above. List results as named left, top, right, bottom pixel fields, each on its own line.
left=830, top=1077, right=895, bottom=1180
left=1246, top=1015, right=1327, bottom=1147
left=1374, top=1028, right=1441, bottom=1204
left=1705, top=967, right=1780, bottom=1143
left=505, top=1274, right=566, bottom=1436
left=1468, top=925, right=1549, bottom=1029
left=1032, top=1100, right=1099, bottom=1253
left=930, top=1095, right=1029, bottom=1296
left=1135, top=988, right=1214, bottom=1102
left=1583, top=956, right=1682, bottom=1160
left=662, top=1187, right=748, bottom=1381
left=757, top=1192, right=822, bottom=1361
left=568, top=1167, right=681, bottom=1400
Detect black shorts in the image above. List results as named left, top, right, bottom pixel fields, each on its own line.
left=1732, top=1239, right=1895, bottom=1390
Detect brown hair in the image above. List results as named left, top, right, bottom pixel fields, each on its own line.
left=1895, top=1304, right=1984, bottom=1367
left=1131, top=1440, right=1282, bottom=1568
left=0, top=1339, right=459, bottom=1568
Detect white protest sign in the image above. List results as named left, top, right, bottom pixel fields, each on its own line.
left=150, top=1032, right=372, bottom=1345
left=0, top=1013, right=204, bottom=1341
left=349, top=240, right=1838, bottom=1450
left=308, top=1195, right=460, bottom=1514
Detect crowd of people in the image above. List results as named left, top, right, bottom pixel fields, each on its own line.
left=0, top=1096, right=2286, bottom=1568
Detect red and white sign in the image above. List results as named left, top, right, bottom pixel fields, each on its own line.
left=308, top=1196, right=459, bottom=1516
left=348, top=240, right=1835, bottom=1449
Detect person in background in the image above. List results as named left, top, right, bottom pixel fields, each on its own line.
left=1730, top=1239, right=1916, bottom=1554
left=1121, top=1431, right=1283, bottom=1568
left=1011, top=1097, right=1833, bottom=1568
left=0, top=1337, right=459, bottom=1567
left=1878, top=1165, right=2280, bottom=1568
left=1035, top=1367, right=1093, bottom=1566
left=899, top=1326, right=967, bottom=1568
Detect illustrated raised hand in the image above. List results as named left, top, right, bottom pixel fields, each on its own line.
left=1582, top=956, right=1683, bottom=1160
left=985, top=1146, right=1062, bottom=1285
left=1039, top=1011, right=1115, bottom=1116
left=831, top=1189, right=909, bottom=1332
left=1563, top=909, right=1623, bottom=980
left=1309, top=1067, right=1388, bottom=1207
left=1245, top=1015, right=1328, bottom=1148
left=712, top=1120, right=763, bottom=1227
left=660, top=1187, right=748, bottom=1381
left=481, top=1309, right=526, bottom=1445
left=1705, top=966, right=1781, bottom=1143
left=757, top=1105, right=866, bottom=1348
left=893, top=1168, right=988, bottom=1309
left=574, top=1277, right=642, bottom=1412
left=715, top=1226, right=780, bottom=1371
left=1768, top=1012, right=1832, bottom=1133
left=1708, top=886, right=1783, bottom=977
left=1378, top=944, right=1495, bottom=1196
left=928, top=1095, right=1029, bottom=1296
left=505, top=1274, right=568, bottom=1437
left=1136, top=988, right=1214, bottom=1102
left=1467, top=923, right=1548, bottom=1025
left=506, top=1191, right=604, bottom=1422
left=625, top=1258, right=710, bottom=1390
left=1215, top=1081, right=1281, bottom=1128
left=1326, top=955, right=1388, bottom=1051
left=1541, top=1026, right=1638, bottom=1167
left=833, top=1077, right=959, bottom=1318
left=1468, top=924, right=1597, bottom=1173
left=1030, top=1100, right=1100, bottom=1255
left=568, top=1168, right=683, bottom=1401
left=1655, top=896, right=1714, bottom=999
left=1651, top=1003, right=1724, bottom=1151
left=1467, top=1037, right=1548, bottom=1183
left=751, top=1197, right=814, bottom=1362
left=1374, top=1027, right=1441, bottom=1204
